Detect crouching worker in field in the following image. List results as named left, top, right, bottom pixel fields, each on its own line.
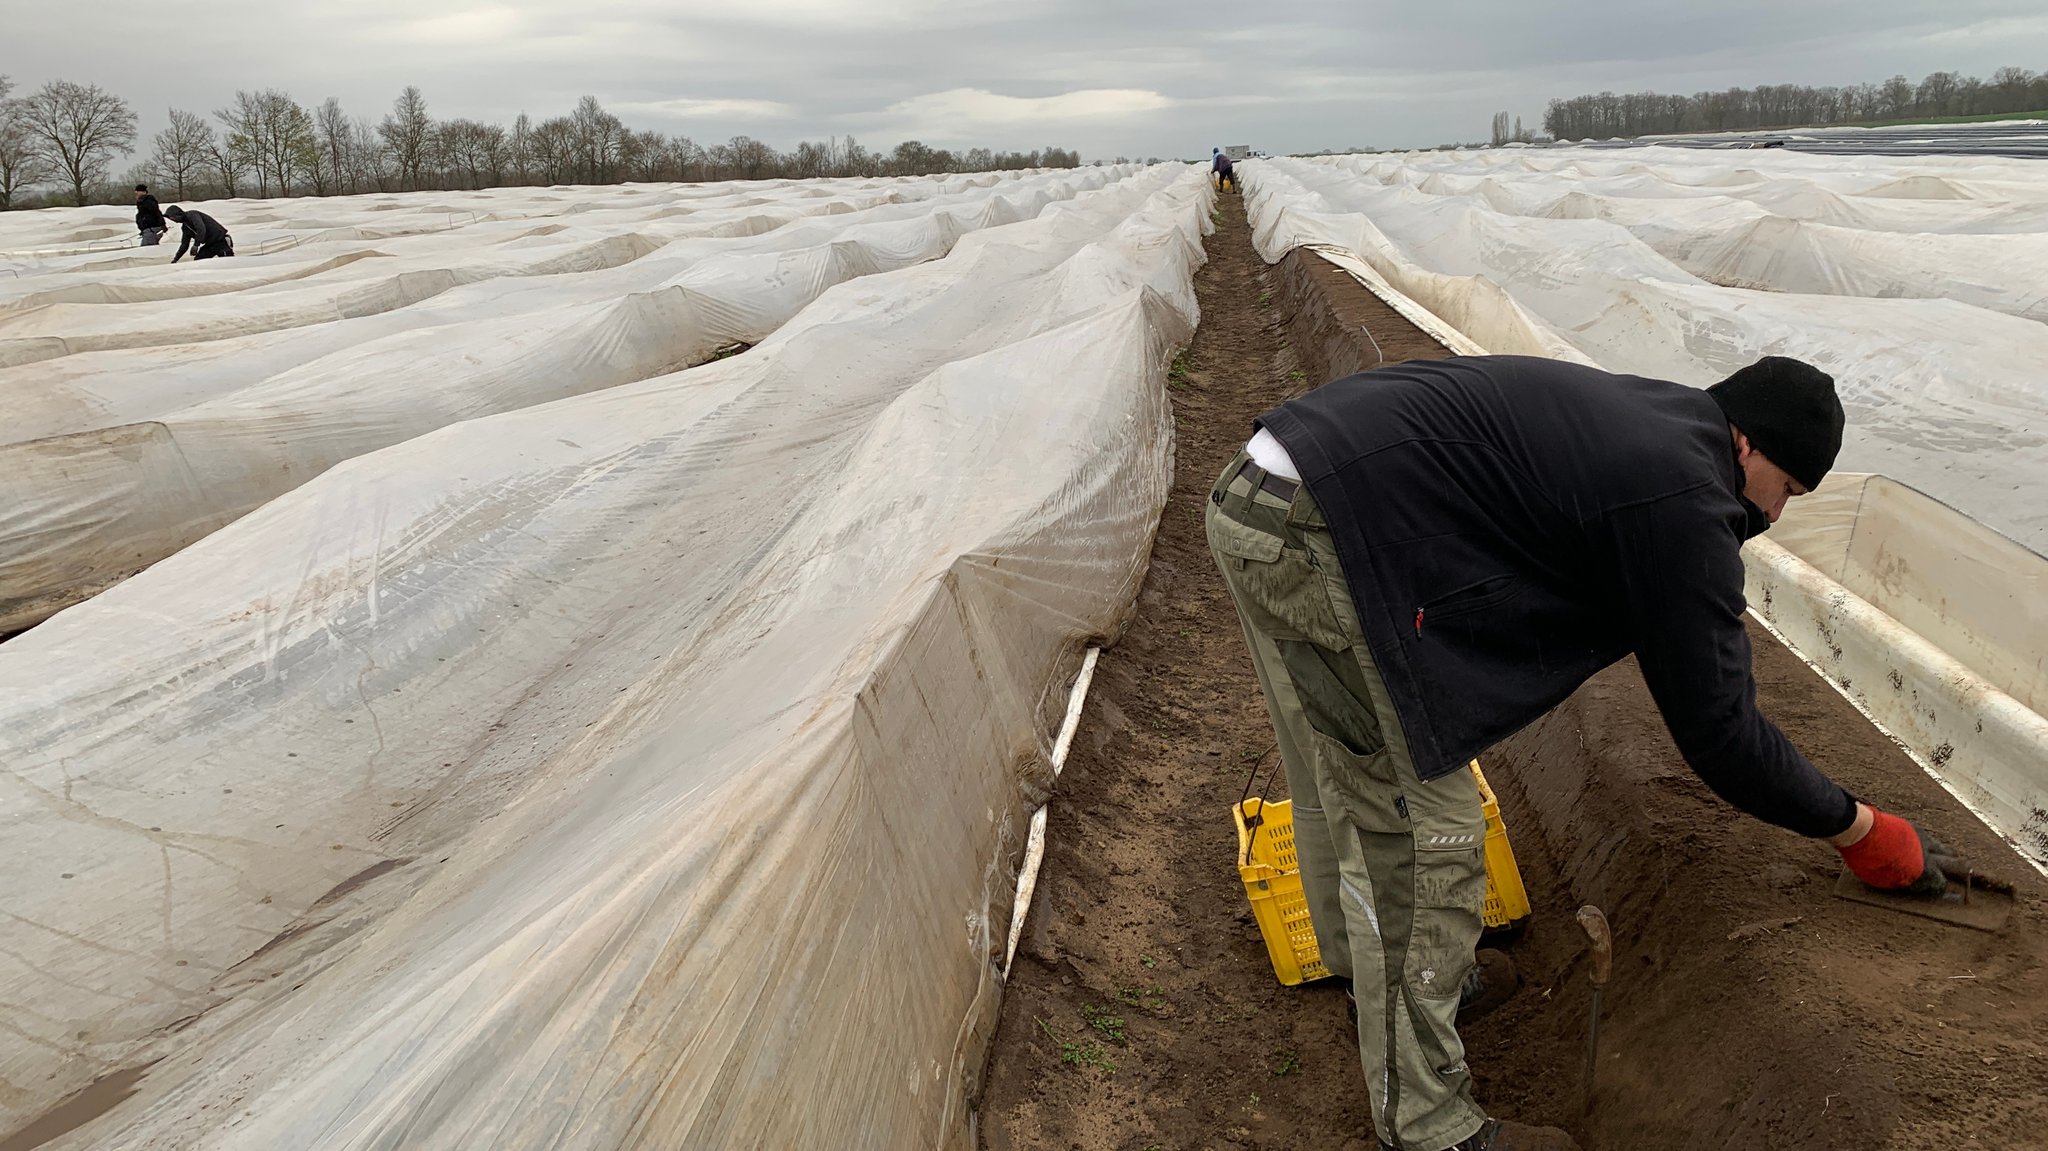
left=1206, top=354, right=1973, bottom=1150
left=164, top=204, right=235, bottom=262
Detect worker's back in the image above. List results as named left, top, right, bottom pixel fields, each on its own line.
left=182, top=209, right=226, bottom=244
left=1257, top=355, right=1761, bottom=779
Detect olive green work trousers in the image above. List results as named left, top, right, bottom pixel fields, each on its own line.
left=1206, top=450, right=1490, bottom=1151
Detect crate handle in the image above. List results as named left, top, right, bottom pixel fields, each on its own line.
left=1238, top=743, right=1279, bottom=866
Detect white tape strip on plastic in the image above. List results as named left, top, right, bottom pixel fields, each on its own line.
left=1003, top=645, right=1101, bottom=977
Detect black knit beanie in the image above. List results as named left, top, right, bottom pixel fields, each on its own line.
left=1706, top=356, right=1844, bottom=490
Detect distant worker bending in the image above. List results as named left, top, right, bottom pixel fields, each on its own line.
left=1212, top=147, right=1236, bottom=192
left=1206, top=354, right=1976, bottom=1151
left=164, top=205, right=234, bottom=262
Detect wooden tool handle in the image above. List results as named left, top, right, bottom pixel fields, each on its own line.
left=1577, top=905, right=1612, bottom=988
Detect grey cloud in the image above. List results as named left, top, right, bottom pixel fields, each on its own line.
left=8, top=0, right=2047, bottom=168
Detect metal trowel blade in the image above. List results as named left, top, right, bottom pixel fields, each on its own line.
left=1833, top=868, right=2013, bottom=932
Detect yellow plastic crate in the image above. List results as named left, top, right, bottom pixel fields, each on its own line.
left=1233, top=760, right=1532, bottom=986
left=1232, top=796, right=1331, bottom=985
left=1471, top=761, right=1534, bottom=934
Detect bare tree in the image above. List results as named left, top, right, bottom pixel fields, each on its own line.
left=790, top=139, right=829, bottom=178
left=1, top=77, right=56, bottom=210
left=207, top=125, right=249, bottom=198
left=1879, top=74, right=1915, bottom=119
left=475, top=122, right=507, bottom=186
left=621, top=128, right=668, bottom=182
left=529, top=116, right=576, bottom=185
left=214, top=91, right=266, bottom=194
left=889, top=139, right=939, bottom=176
left=664, top=135, right=703, bottom=182
left=1915, top=71, right=1960, bottom=115
left=830, top=135, right=875, bottom=178
left=18, top=79, right=137, bottom=205
left=1990, top=66, right=2037, bottom=106
left=422, top=120, right=455, bottom=189
left=569, top=95, right=626, bottom=183
left=1955, top=77, right=1986, bottom=116
left=379, top=86, right=433, bottom=190
left=506, top=112, right=534, bottom=185
left=0, top=75, right=1097, bottom=207
left=348, top=120, right=388, bottom=192
left=148, top=107, right=214, bottom=199
left=247, top=90, right=317, bottom=196
left=437, top=119, right=505, bottom=189
left=1546, top=64, right=2048, bottom=140
left=315, top=97, right=352, bottom=195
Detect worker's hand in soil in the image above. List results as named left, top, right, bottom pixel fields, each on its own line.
left=1835, top=805, right=1951, bottom=895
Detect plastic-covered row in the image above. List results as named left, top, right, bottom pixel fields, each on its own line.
left=0, top=163, right=1209, bottom=1149
left=1241, top=148, right=2048, bottom=553
left=0, top=168, right=1134, bottom=632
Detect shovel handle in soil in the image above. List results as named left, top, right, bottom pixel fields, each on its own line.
left=1577, top=905, right=1611, bottom=1112
left=1577, top=905, right=1612, bottom=988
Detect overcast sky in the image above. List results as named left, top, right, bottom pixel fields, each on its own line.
left=10, top=0, right=2048, bottom=163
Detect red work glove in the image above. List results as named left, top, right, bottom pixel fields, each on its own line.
left=1837, top=807, right=1949, bottom=895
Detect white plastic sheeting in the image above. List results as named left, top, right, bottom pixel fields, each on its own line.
left=1241, top=148, right=2048, bottom=553
left=0, top=168, right=1133, bottom=632
left=1748, top=475, right=2048, bottom=872
left=1243, top=156, right=2048, bottom=872
left=0, top=163, right=1209, bottom=1148
left=0, top=176, right=1004, bottom=273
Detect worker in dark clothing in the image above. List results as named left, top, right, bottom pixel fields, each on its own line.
left=163, top=205, right=234, bottom=262
left=1211, top=147, right=1237, bottom=192
left=134, top=184, right=167, bottom=246
left=1207, top=355, right=1973, bottom=1151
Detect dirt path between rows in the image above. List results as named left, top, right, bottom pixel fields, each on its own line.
left=974, top=193, right=2047, bottom=1150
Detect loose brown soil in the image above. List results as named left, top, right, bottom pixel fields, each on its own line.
left=973, top=193, right=2048, bottom=1150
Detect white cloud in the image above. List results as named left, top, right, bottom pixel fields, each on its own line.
left=867, top=88, right=1175, bottom=142
left=379, top=7, right=530, bottom=44
left=612, top=98, right=798, bottom=121
left=12, top=0, right=2048, bottom=163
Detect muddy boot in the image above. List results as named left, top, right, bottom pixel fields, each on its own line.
left=1454, top=948, right=1520, bottom=1024
left=1379, top=1117, right=1582, bottom=1151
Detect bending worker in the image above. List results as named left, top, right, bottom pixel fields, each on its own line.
left=1212, top=147, right=1236, bottom=192
left=164, top=204, right=234, bottom=262
left=1206, top=354, right=1967, bottom=1151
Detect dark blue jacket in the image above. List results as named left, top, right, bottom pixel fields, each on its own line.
left=1259, top=355, right=1856, bottom=838
left=172, top=209, right=229, bottom=260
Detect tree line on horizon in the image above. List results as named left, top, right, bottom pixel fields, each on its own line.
left=0, top=76, right=1084, bottom=211
left=1541, top=65, right=2048, bottom=142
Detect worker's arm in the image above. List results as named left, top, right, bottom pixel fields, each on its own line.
left=173, top=223, right=194, bottom=262
left=1605, top=488, right=1859, bottom=839
left=1611, top=489, right=1961, bottom=891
